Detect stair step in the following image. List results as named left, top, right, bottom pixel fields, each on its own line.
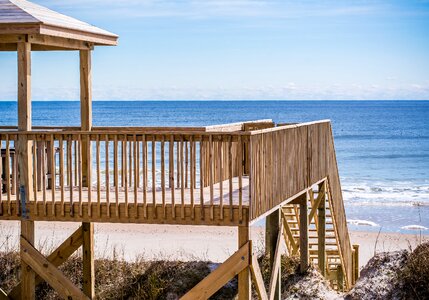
left=310, top=242, right=338, bottom=246
left=309, top=250, right=339, bottom=254
left=309, top=229, right=335, bottom=232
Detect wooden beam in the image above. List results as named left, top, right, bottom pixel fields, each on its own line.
left=180, top=242, right=249, bottom=300
left=0, top=288, right=9, bottom=300
left=299, top=192, right=309, bottom=273
left=20, top=237, right=89, bottom=300
left=317, top=182, right=326, bottom=277
left=238, top=226, right=251, bottom=300
left=0, top=34, right=26, bottom=43
left=266, top=209, right=281, bottom=299
left=282, top=214, right=298, bottom=255
left=0, top=43, right=17, bottom=51
left=9, top=226, right=83, bottom=299
left=82, top=223, right=95, bottom=299
left=80, top=50, right=92, bottom=187
left=1, top=202, right=249, bottom=226
left=28, top=34, right=93, bottom=50
left=249, top=248, right=268, bottom=300
left=308, top=182, right=325, bottom=225
left=268, top=228, right=283, bottom=300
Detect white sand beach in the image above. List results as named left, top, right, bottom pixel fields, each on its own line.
left=1, top=221, right=427, bottom=268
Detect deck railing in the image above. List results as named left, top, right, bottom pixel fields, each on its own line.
left=0, top=130, right=250, bottom=222
left=1, top=120, right=354, bottom=286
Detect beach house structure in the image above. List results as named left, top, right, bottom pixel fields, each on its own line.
left=0, top=0, right=359, bottom=299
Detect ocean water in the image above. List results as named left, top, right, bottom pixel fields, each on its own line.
left=1, top=100, right=428, bottom=234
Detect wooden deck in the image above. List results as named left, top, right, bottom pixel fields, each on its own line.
left=1, top=177, right=250, bottom=226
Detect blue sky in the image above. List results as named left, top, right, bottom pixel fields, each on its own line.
left=1, top=0, right=429, bottom=100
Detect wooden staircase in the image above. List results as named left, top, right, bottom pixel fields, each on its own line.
left=281, top=180, right=355, bottom=290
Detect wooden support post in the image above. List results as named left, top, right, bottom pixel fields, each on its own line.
left=82, top=222, right=95, bottom=299
left=21, top=221, right=35, bottom=300
left=18, top=41, right=35, bottom=300
left=80, top=50, right=92, bottom=187
left=353, top=244, right=360, bottom=284
left=299, top=192, right=309, bottom=273
left=317, top=182, right=326, bottom=276
left=337, top=265, right=344, bottom=292
left=266, top=209, right=280, bottom=300
left=238, top=225, right=251, bottom=300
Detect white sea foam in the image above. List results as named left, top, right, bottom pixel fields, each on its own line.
left=400, top=225, right=428, bottom=231
left=341, top=181, right=429, bottom=207
left=347, top=219, right=379, bottom=227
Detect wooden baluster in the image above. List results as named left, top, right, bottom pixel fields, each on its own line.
left=199, top=139, right=204, bottom=220
left=129, top=139, right=133, bottom=188
left=142, top=135, right=147, bottom=218
left=49, top=134, right=57, bottom=216
left=68, top=138, right=73, bottom=217
left=185, top=141, right=188, bottom=188
left=176, top=139, right=180, bottom=189
left=32, top=138, right=37, bottom=212
left=74, top=140, right=78, bottom=186
left=114, top=135, right=119, bottom=217
left=105, top=135, right=110, bottom=217
left=169, top=135, right=175, bottom=219
left=209, top=135, right=214, bottom=220
left=161, top=136, right=166, bottom=218
left=42, top=140, right=47, bottom=216
left=136, top=138, right=140, bottom=188
left=180, top=136, right=185, bottom=219
left=124, top=137, right=128, bottom=217
left=228, top=136, right=233, bottom=221
left=78, top=135, right=83, bottom=217
left=5, top=137, right=11, bottom=215
left=59, top=137, right=64, bottom=216
left=238, top=136, right=243, bottom=222
left=96, top=135, right=101, bottom=217
left=87, top=134, right=92, bottom=218
left=190, top=136, right=194, bottom=220
left=133, top=135, right=138, bottom=218
left=218, top=137, right=223, bottom=220
left=152, top=137, right=156, bottom=218
left=121, top=140, right=125, bottom=187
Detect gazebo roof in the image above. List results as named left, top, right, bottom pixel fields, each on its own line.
left=0, top=0, right=118, bottom=49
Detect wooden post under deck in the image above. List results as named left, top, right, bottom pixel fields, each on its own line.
left=318, top=182, right=326, bottom=276
left=238, top=225, right=251, bottom=300
left=266, top=209, right=281, bottom=299
left=17, top=40, right=35, bottom=299
left=82, top=223, right=95, bottom=299
left=299, top=192, right=309, bottom=273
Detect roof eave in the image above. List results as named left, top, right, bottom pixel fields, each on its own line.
left=0, top=23, right=118, bottom=46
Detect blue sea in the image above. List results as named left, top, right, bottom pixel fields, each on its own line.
left=1, top=100, right=428, bottom=234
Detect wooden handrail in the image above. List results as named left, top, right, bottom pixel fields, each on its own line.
left=248, top=120, right=353, bottom=288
